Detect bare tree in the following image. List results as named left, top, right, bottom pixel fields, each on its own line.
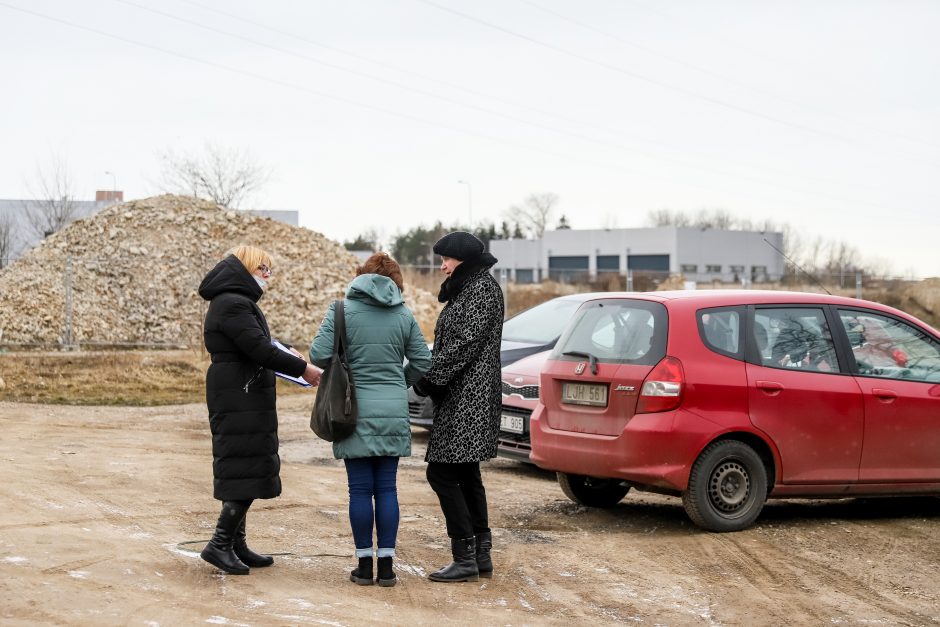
left=159, top=143, right=268, bottom=208
left=823, top=240, right=861, bottom=274
left=505, top=192, right=559, bottom=238
left=23, top=153, right=78, bottom=239
left=691, top=208, right=735, bottom=229
left=600, top=212, right=619, bottom=229
left=646, top=208, right=691, bottom=227
left=738, top=217, right=778, bottom=233
left=0, top=212, right=17, bottom=268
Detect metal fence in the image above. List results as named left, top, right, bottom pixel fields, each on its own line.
left=0, top=254, right=210, bottom=351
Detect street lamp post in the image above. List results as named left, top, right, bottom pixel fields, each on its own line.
left=423, top=241, right=436, bottom=274
left=457, top=180, right=472, bottom=227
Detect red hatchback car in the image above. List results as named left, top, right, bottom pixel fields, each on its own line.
left=530, top=290, right=940, bottom=531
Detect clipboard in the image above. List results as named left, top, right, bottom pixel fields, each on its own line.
left=272, top=339, right=312, bottom=387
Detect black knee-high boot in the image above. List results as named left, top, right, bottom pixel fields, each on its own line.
left=475, top=531, right=493, bottom=578
left=234, top=514, right=274, bottom=568
left=428, top=537, right=479, bottom=583
left=201, top=501, right=250, bottom=575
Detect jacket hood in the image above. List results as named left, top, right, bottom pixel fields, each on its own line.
left=198, top=254, right=263, bottom=302
left=346, top=274, right=403, bottom=307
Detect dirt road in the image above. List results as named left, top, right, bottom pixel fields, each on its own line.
left=1, top=396, right=938, bottom=625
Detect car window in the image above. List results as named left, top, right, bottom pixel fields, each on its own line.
left=553, top=299, right=667, bottom=365
left=838, top=310, right=940, bottom=382
left=754, top=308, right=841, bottom=373
left=698, top=307, right=741, bottom=357
left=501, top=299, right=583, bottom=345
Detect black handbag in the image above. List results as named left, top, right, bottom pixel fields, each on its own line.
left=310, top=299, right=358, bottom=442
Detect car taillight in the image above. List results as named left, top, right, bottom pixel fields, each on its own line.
left=636, top=356, right=684, bottom=414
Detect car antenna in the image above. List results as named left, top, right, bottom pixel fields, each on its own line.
left=762, top=237, right=832, bottom=295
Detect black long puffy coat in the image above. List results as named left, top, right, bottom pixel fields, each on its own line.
left=198, top=255, right=307, bottom=501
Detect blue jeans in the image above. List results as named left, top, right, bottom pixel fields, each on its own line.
left=344, top=456, right=400, bottom=558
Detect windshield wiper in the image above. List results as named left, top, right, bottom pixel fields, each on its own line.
left=562, top=351, right=598, bottom=375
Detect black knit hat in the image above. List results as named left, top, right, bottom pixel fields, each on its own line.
left=432, top=231, right=484, bottom=262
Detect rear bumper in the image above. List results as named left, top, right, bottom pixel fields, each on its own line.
left=497, top=434, right=532, bottom=462
left=529, top=405, right=715, bottom=492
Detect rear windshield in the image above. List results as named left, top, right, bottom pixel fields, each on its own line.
left=502, top=298, right=584, bottom=344
left=552, top=299, right=667, bottom=366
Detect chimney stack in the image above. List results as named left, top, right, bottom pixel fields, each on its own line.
left=96, top=190, right=124, bottom=202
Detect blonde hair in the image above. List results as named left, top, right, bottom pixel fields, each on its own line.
left=227, top=245, right=273, bottom=274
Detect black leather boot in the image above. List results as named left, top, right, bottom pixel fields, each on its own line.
left=475, top=531, right=493, bottom=578
left=234, top=515, right=274, bottom=568
left=377, top=556, right=396, bottom=587
left=350, top=556, right=374, bottom=585
left=428, top=537, right=479, bottom=583
left=201, top=501, right=250, bottom=575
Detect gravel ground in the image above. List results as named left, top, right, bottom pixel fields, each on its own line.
left=1, top=395, right=938, bottom=626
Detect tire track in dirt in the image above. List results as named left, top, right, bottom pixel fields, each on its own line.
left=707, top=528, right=934, bottom=624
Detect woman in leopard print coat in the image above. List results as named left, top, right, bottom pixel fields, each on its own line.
left=413, top=231, right=504, bottom=583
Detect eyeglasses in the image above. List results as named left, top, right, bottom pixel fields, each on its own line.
left=257, top=263, right=273, bottom=276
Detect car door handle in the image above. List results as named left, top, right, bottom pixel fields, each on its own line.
left=756, top=380, right=784, bottom=394
left=871, top=388, right=898, bottom=402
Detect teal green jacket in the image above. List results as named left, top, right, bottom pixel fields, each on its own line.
left=310, top=274, right=431, bottom=459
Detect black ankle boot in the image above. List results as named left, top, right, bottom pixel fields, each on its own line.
left=350, top=556, right=374, bottom=585
left=377, top=556, right=396, bottom=587
left=201, top=502, right=250, bottom=575
left=428, top=537, right=479, bottom=583
left=234, top=515, right=274, bottom=568
left=475, top=531, right=493, bottom=578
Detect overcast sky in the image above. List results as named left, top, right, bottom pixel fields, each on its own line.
left=1, top=0, right=938, bottom=276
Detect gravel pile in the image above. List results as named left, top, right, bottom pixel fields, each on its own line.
left=0, top=195, right=441, bottom=348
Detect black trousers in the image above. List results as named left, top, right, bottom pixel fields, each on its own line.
left=426, top=462, right=489, bottom=539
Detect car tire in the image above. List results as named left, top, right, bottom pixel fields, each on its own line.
left=557, top=472, right=629, bottom=508
left=682, top=440, right=768, bottom=532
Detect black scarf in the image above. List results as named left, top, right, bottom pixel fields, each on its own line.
left=437, top=252, right=497, bottom=303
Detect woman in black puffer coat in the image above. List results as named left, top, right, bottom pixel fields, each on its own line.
left=412, top=231, right=504, bottom=583
left=197, top=245, right=321, bottom=575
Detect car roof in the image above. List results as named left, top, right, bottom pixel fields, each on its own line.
left=553, top=291, right=629, bottom=303
left=569, top=289, right=878, bottom=308
left=527, top=290, right=938, bottom=339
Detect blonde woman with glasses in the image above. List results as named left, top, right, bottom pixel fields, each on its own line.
left=197, top=245, right=321, bottom=575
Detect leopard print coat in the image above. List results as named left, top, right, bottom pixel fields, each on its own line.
left=424, top=265, right=505, bottom=463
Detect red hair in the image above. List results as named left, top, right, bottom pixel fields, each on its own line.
left=356, top=252, right=404, bottom=291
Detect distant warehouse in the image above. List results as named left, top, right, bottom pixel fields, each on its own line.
left=488, top=226, right=784, bottom=285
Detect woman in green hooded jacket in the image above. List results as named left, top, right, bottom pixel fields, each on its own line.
left=310, top=252, right=431, bottom=587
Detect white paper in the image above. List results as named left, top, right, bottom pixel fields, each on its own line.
left=272, top=339, right=312, bottom=387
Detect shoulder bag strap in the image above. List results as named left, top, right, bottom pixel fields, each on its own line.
left=334, top=299, right=355, bottom=415
left=334, top=299, right=349, bottom=358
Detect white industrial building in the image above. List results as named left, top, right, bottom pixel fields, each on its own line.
left=489, top=226, right=785, bottom=285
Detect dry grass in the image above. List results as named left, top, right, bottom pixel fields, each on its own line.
left=0, top=350, right=311, bottom=406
